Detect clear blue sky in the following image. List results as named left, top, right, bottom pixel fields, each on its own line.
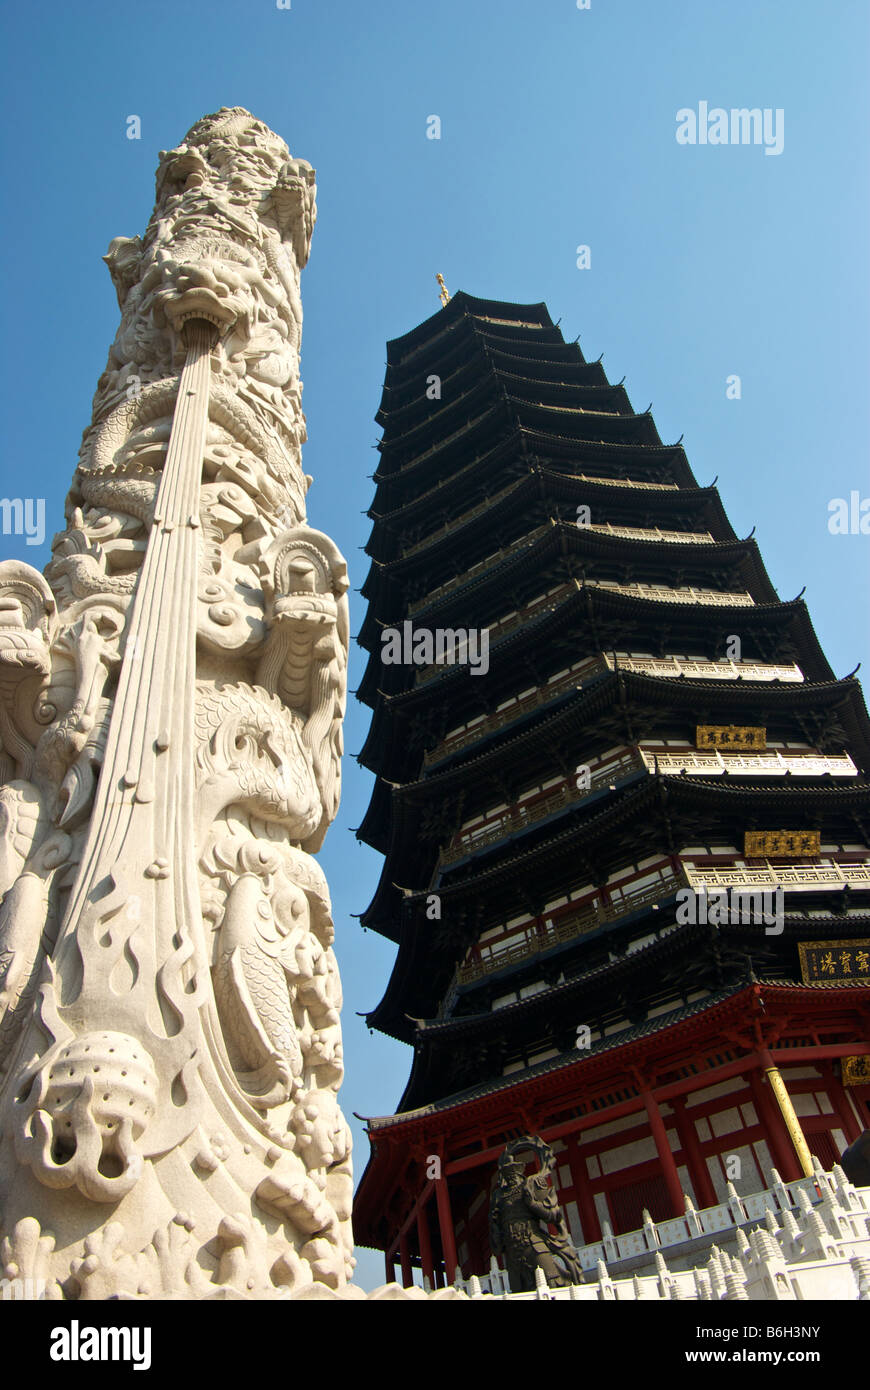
left=1, top=0, right=868, bottom=1291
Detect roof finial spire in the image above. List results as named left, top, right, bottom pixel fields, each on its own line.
left=436, top=272, right=450, bottom=307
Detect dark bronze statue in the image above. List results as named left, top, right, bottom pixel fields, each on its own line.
left=841, top=1129, right=870, bottom=1187
left=489, top=1135, right=585, bottom=1291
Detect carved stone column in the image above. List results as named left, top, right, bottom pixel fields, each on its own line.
left=0, top=108, right=353, bottom=1300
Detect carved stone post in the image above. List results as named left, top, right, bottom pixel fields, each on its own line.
left=0, top=108, right=353, bottom=1299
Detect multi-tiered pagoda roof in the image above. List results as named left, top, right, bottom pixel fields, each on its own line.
left=352, top=292, right=870, bottom=1287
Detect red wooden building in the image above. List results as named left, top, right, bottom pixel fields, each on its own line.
left=352, top=293, right=870, bottom=1285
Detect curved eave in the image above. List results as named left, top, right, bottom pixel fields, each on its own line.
left=360, top=769, right=870, bottom=943
left=426, top=773, right=870, bottom=907
left=377, top=364, right=630, bottom=445
left=353, top=980, right=870, bottom=1245
left=385, top=591, right=835, bottom=716
left=357, top=696, right=413, bottom=775
left=380, top=523, right=778, bottom=630
left=421, top=915, right=870, bottom=1046
left=355, top=648, right=411, bottom=709
left=384, top=291, right=554, bottom=364
left=369, top=430, right=697, bottom=524
left=371, top=428, right=698, bottom=514
left=394, top=672, right=870, bottom=796
left=376, top=324, right=601, bottom=420
left=355, top=775, right=394, bottom=853
left=367, top=474, right=740, bottom=577
left=398, top=972, right=870, bottom=1113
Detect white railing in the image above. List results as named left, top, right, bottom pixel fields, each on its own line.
left=588, top=523, right=713, bottom=544
left=592, top=580, right=754, bottom=607
left=684, top=861, right=870, bottom=892
left=574, top=473, right=678, bottom=490
left=642, top=750, right=857, bottom=779
left=527, top=399, right=618, bottom=418
left=604, top=654, right=803, bottom=682
left=425, top=654, right=805, bottom=761
left=453, top=1166, right=870, bottom=1295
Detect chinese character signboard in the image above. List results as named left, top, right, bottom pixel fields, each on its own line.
left=697, top=725, right=766, bottom=751
left=842, top=1056, right=870, bottom=1087
left=798, top=939, right=870, bottom=986
left=744, top=830, right=821, bottom=858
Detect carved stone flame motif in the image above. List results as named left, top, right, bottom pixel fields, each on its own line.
left=0, top=109, right=353, bottom=1299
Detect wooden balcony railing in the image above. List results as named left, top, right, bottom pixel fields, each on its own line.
left=424, top=661, right=597, bottom=764
left=441, top=751, right=644, bottom=866
left=453, top=873, right=686, bottom=987
left=424, top=655, right=805, bottom=762
left=401, top=478, right=524, bottom=559
left=415, top=582, right=577, bottom=686
left=409, top=522, right=552, bottom=613
left=449, top=859, right=870, bottom=993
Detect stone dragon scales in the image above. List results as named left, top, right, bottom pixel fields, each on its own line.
left=0, top=108, right=354, bottom=1299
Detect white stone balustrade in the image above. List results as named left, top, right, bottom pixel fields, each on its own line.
left=642, top=750, right=857, bottom=778
left=450, top=1165, right=870, bottom=1301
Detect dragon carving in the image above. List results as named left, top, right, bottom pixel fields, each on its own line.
left=0, top=109, right=353, bottom=1298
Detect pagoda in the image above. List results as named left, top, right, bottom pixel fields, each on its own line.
left=352, top=291, right=870, bottom=1289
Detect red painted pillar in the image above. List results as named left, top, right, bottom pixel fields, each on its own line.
left=567, top=1138, right=601, bottom=1243
left=417, top=1198, right=435, bottom=1288
left=384, top=1249, right=394, bottom=1284
left=643, top=1090, right=685, bottom=1217
left=435, top=1174, right=459, bottom=1284
left=670, top=1095, right=717, bottom=1209
left=823, top=1061, right=862, bottom=1145
left=748, top=1063, right=800, bottom=1181
left=398, top=1233, right=413, bottom=1288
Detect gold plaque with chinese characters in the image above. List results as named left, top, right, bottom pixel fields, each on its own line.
left=842, top=1056, right=870, bottom=1087
left=798, top=939, right=870, bottom=986
left=697, top=725, right=766, bottom=751
left=744, top=830, right=821, bottom=858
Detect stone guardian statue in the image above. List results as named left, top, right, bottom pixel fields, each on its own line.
left=489, top=1136, right=585, bottom=1291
